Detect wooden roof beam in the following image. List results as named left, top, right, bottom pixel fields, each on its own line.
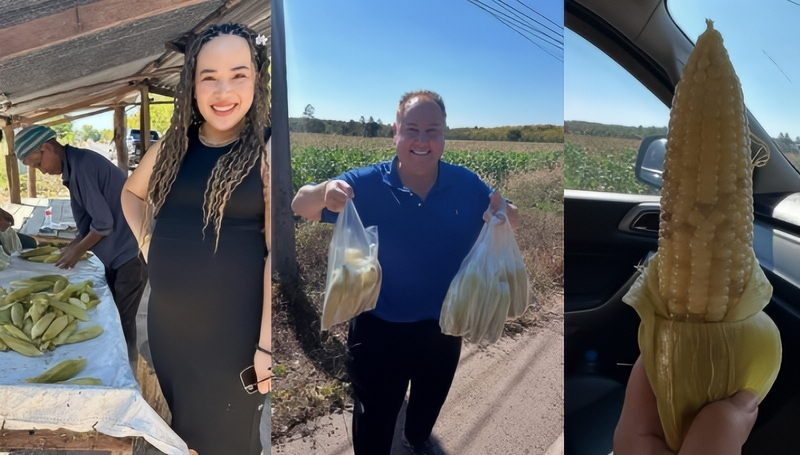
left=38, top=108, right=116, bottom=127
left=0, top=0, right=214, bottom=61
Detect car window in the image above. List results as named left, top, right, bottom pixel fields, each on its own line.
left=667, top=0, right=800, bottom=173
left=564, top=29, right=667, bottom=195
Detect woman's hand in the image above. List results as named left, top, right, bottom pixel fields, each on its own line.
left=254, top=348, right=273, bottom=394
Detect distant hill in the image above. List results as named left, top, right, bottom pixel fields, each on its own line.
left=566, top=120, right=667, bottom=139
left=290, top=117, right=564, bottom=143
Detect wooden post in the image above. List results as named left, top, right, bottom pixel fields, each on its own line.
left=270, top=0, right=297, bottom=280
left=27, top=159, right=36, bottom=198
left=3, top=125, right=21, bottom=204
left=139, top=85, right=151, bottom=155
left=114, top=106, right=128, bottom=173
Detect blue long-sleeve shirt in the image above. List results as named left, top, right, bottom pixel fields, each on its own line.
left=61, top=145, right=139, bottom=270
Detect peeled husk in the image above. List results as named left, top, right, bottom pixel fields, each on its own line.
left=623, top=252, right=780, bottom=451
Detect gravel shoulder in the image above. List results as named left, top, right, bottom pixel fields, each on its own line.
left=271, top=313, right=564, bottom=455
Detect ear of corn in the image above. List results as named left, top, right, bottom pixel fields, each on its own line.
left=0, top=275, right=102, bottom=356
left=63, top=325, right=104, bottom=344
left=321, top=248, right=382, bottom=330
left=26, top=358, right=87, bottom=383
left=440, top=207, right=528, bottom=345
left=622, top=20, right=781, bottom=451
left=60, top=377, right=103, bottom=386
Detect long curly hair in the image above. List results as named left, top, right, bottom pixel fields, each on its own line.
left=143, top=23, right=271, bottom=252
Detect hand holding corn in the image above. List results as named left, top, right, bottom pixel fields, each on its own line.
left=621, top=20, right=781, bottom=452
left=614, top=358, right=758, bottom=455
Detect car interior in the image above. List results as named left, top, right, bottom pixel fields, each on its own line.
left=564, top=0, right=800, bottom=454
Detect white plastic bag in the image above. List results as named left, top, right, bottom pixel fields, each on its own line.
left=439, top=200, right=530, bottom=344
left=0, top=228, right=22, bottom=271
left=321, top=198, right=382, bottom=330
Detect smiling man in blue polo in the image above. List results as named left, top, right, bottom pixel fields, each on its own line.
left=292, top=90, right=520, bottom=455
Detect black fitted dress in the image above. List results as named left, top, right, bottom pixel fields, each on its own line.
left=147, top=126, right=268, bottom=454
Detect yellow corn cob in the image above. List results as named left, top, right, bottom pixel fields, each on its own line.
left=30, top=312, right=56, bottom=340
left=321, top=250, right=382, bottom=330
left=26, top=358, right=87, bottom=383
left=63, top=325, right=103, bottom=344
left=0, top=326, right=42, bottom=357
left=42, top=314, right=69, bottom=342
left=622, top=20, right=781, bottom=451
left=19, top=246, right=58, bottom=258
left=60, top=377, right=103, bottom=386
left=10, top=302, right=24, bottom=327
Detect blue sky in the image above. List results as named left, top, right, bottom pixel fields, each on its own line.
left=565, top=0, right=800, bottom=139
left=77, top=0, right=563, bottom=132
left=284, top=0, right=564, bottom=128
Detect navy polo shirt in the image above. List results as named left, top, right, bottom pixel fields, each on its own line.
left=321, top=157, right=491, bottom=323
left=61, top=145, right=140, bottom=270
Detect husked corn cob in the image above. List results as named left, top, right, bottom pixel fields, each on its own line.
left=622, top=20, right=781, bottom=451
left=658, top=20, right=754, bottom=322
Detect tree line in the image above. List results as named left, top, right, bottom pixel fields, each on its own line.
left=565, top=120, right=668, bottom=139
left=566, top=120, right=799, bottom=154
left=290, top=116, right=564, bottom=143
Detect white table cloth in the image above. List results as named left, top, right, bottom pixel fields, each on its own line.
left=0, top=252, right=188, bottom=455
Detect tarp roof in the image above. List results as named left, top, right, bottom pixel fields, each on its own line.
left=0, top=0, right=270, bottom=127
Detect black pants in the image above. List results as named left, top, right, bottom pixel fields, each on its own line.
left=105, top=254, right=148, bottom=361
left=347, top=312, right=462, bottom=455
left=18, top=233, right=37, bottom=249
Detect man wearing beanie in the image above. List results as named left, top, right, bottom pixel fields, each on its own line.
left=15, top=124, right=147, bottom=363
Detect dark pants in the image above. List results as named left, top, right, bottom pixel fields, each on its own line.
left=106, top=254, right=148, bottom=361
left=18, top=233, right=37, bottom=249
left=347, top=312, right=462, bottom=455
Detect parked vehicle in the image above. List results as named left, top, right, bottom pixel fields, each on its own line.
left=126, top=129, right=159, bottom=169
left=564, top=1, right=800, bottom=454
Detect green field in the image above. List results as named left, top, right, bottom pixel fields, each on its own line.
left=563, top=133, right=658, bottom=195
left=291, top=132, right=564, bottom=196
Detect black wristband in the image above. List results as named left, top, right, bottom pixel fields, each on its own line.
left=255, top=344, right=273, bottom=356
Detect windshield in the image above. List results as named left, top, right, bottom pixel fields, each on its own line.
left=668, top=0, right=800, bottom=166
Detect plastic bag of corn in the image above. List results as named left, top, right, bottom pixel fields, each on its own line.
left=440, top=198, right=529, bottom=344
left=321, top=198, right=382, bottom=331
left=0, top=227, right=22, bottom=255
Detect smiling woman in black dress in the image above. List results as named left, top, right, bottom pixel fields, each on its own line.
left=121, top=24, right=273, bottom=455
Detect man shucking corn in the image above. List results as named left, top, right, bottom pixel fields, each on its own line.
left=622, top=20, right=782, bottom=451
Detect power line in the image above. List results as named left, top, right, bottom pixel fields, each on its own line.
left=475, top=0, right=563, bottom=47
left=469, top=0, right=562, bottom=62
left=514, top=0, right=561, bottom=30
left=763, top=50, right=792, bottom=83
left=494, top=0, right=563, bottom=41
left=468, top=0, right=563, bottom=62
left=487, top=0, right=563, bottom=48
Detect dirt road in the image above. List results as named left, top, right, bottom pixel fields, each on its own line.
left=271, top=315, right=564, bottom=455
